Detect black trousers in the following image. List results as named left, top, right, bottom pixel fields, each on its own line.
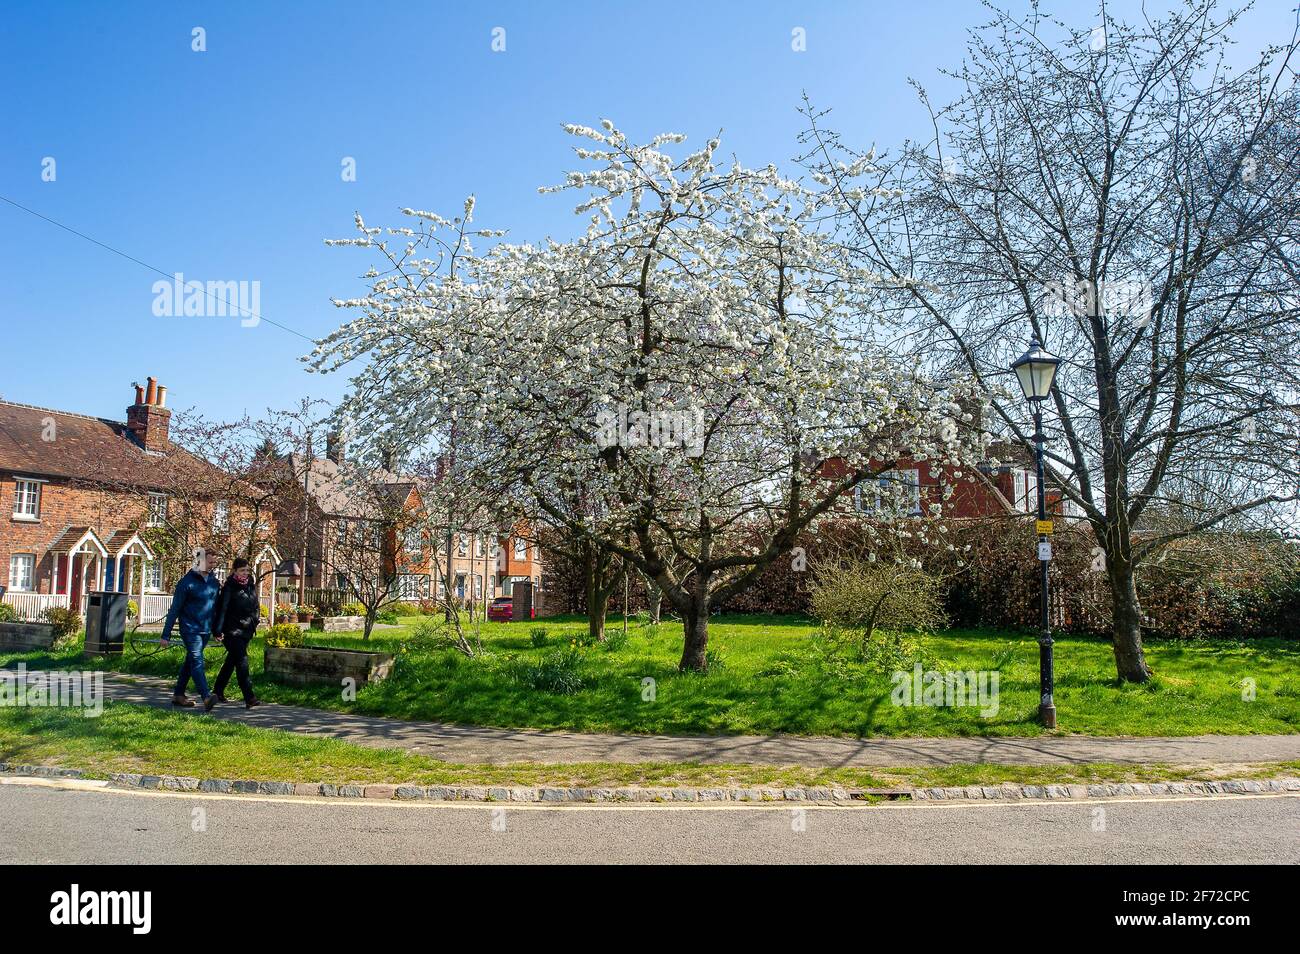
left=212, top=633, right=255, bottom=701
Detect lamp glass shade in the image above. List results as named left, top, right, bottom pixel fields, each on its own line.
left=1011, top=339, right=1060, bottom=401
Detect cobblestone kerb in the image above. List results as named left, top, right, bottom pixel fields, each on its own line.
left=4, top=763, right=1298, bottom=804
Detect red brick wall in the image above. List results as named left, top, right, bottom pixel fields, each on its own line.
left=0, top=474, right=153, bottom=593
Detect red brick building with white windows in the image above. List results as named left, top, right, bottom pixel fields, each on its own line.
left=0, top=377, right=279, bottom=624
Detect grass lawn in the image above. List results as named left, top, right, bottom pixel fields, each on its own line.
left=2, top=702, right=1296, bottom=790
left=3, top=614, right=1297, bottom=738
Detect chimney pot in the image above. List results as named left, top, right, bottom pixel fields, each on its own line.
left=134, top=384, right=145, bottom=406
left=156, top=385, right=167, bottom=408
left=145, top=377, right=157, bottom=406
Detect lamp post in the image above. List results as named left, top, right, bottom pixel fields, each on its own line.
left=1011, top=337, right=1062, bottom=729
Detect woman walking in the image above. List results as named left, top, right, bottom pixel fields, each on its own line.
left=206, top=558, right=262, bottom=710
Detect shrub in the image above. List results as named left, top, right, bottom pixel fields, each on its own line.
left=603, top=627, right=629, bottom=652
left=514, top=648, right=587, bottom=694
left=0, top=602, right=17, bottom=623
left=41, top=606, right=82, bottom=643
left=809, top=557, right=947, bottom=641
left=375, top=609, right=399, bottom=625
left=390, top=602, right=421, bottom=616
left=264, top=623, right=305, bottom=648
left=529, top=626, right=548, bottom=648
left=126, top=599, right=139, bottom=619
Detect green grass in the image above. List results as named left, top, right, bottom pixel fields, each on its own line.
left=2, top=702, right=1295, bottom=790
left=4, top=614, right=1298, bottom=738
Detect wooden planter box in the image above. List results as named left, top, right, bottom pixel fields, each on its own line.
left=310, top=615, right=366, bottom=633
left=263, top=644, right=394, bottom=687
left=0, top=621, right=57, bottom=652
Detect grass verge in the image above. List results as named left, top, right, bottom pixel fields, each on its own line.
left=1, top=702, right=1296, bottom=790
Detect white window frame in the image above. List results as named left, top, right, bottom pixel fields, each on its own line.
left=403, top=527, right=423, bottom=557
left=8, top=553, right=35, bottom=592
left=147, top=493, right=168, bottom=528
left=855, top=469, right=922, bottom=516
left=395, top=574, right=429, bottom=600
left=513, top=537, right=527, bottom=560
left=474, top=534, right=485, bottom=558
left=457, top=534, right=468, bottom=557
left=212, top=499, right=229, bottom=533
left=144, top=560, right=163, bottom=593
left=1014, top=469, right=1038, bottom=513
left=12, top=479, right=41, bottom=520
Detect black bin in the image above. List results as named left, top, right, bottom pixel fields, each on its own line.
left=84, top=591, right=129, bottom=656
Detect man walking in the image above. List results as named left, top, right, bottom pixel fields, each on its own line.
left=161, top=548, right=221, bottom=707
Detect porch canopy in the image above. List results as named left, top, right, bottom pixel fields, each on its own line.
left=48, top=526, right=109, bottom=609
left=103, top=529, right=154, bottom=607
left=253, top=544, right=282, bottom=623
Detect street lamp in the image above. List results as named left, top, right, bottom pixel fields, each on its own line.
left=1011, top=336, right=1061, bottom=729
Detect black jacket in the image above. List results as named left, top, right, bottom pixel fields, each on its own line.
left=213, top=576, right=262, bottom=641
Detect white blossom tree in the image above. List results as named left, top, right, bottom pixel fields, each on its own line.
left=313, top=122, right=983, bottom=670
left=798, top=0, right=1300, bottom=682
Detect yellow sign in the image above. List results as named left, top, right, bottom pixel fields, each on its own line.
left=1036, top=520, right=1054, bottom=535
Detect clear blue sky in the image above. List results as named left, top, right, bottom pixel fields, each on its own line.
left=0, top=0, right=1289, bottom=424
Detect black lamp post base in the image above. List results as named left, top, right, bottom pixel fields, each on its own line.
left=1039, top=702, right=1057, bottom=729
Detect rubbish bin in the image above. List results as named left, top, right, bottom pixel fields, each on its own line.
left=84, top=591, right=129, bottom=656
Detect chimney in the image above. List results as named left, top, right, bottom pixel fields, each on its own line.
left=381, top=446, right=398, bottom=471
left=126, top=376, right=172, bottom=452
left=325, top=430, right=346, bottom=465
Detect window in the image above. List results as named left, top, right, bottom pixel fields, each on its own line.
left=1013, top=469, right=1038, bottom=513
left=435, top=579, right=445, bottom=600
left=147, top=493, right=168, bottom=527
left=854, top=469, right=922, bottom=516
left=8, top=554, right=35, bottom=592
left=395, top=574, right=429, bottom=600
left=212, top=500, right=229, bottom=532
left=12, top=480, right=40, bottom=520
left=474, top=534, right=485, bottom=558
left=457, top=534, right=468, bottom=557
left=403, top=527, right=423, bottom=557
left=455, top=574, right=467, bottom=599
left=473, top=574, right=483, bottom=598
left=335, top=519, right=349, bottom=545
left=513, top=537, right=527, bottom=560
left=144, top=560, right=163, bottom=593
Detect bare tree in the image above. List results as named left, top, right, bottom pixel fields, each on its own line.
left=801, top=0, right=1300, bottom=681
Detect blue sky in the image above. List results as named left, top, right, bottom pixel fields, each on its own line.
left=0, top=0, right=1289, bottom=424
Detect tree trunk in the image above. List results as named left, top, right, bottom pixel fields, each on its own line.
left=646, top=575, right=663, bottom=623
left=1108, top=562, right=1151, bottom=682
left=678, top=605, right=709, bottom=671
left=588, top=589, right=609, bottom=644
left=363, top=611, right=375, bottom=641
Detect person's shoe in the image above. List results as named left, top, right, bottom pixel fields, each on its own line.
left=203, top=695, right=218, bottom=712
left=245, top=697, right=261, bottom=709
left=215, top=693, right=229, bottom=704
left=171, top=694, right=195, bottom=707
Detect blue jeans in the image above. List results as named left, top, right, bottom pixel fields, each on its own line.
left=173, top=631, right=211, bottom=699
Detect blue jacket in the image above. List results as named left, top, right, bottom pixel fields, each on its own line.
left=161, top=570, right=221, bottom=641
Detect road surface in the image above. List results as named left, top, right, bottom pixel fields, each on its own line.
left=2, top=778, right=1296, bottom=864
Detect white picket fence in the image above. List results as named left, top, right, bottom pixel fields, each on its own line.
left=1, top=592, right=70, bottom=621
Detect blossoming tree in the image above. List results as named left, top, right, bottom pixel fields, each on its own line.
left=314, top=122, right=983, bottom=670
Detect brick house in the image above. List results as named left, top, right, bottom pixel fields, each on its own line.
left=0, top=377, right=280, bottom=623
left=274, top=439, right=543, bottom=610
left=819, top=440, right=1077, bottom=521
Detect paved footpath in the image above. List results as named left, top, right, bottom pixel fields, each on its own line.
left=66, top=672, right=1300, bottom=767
